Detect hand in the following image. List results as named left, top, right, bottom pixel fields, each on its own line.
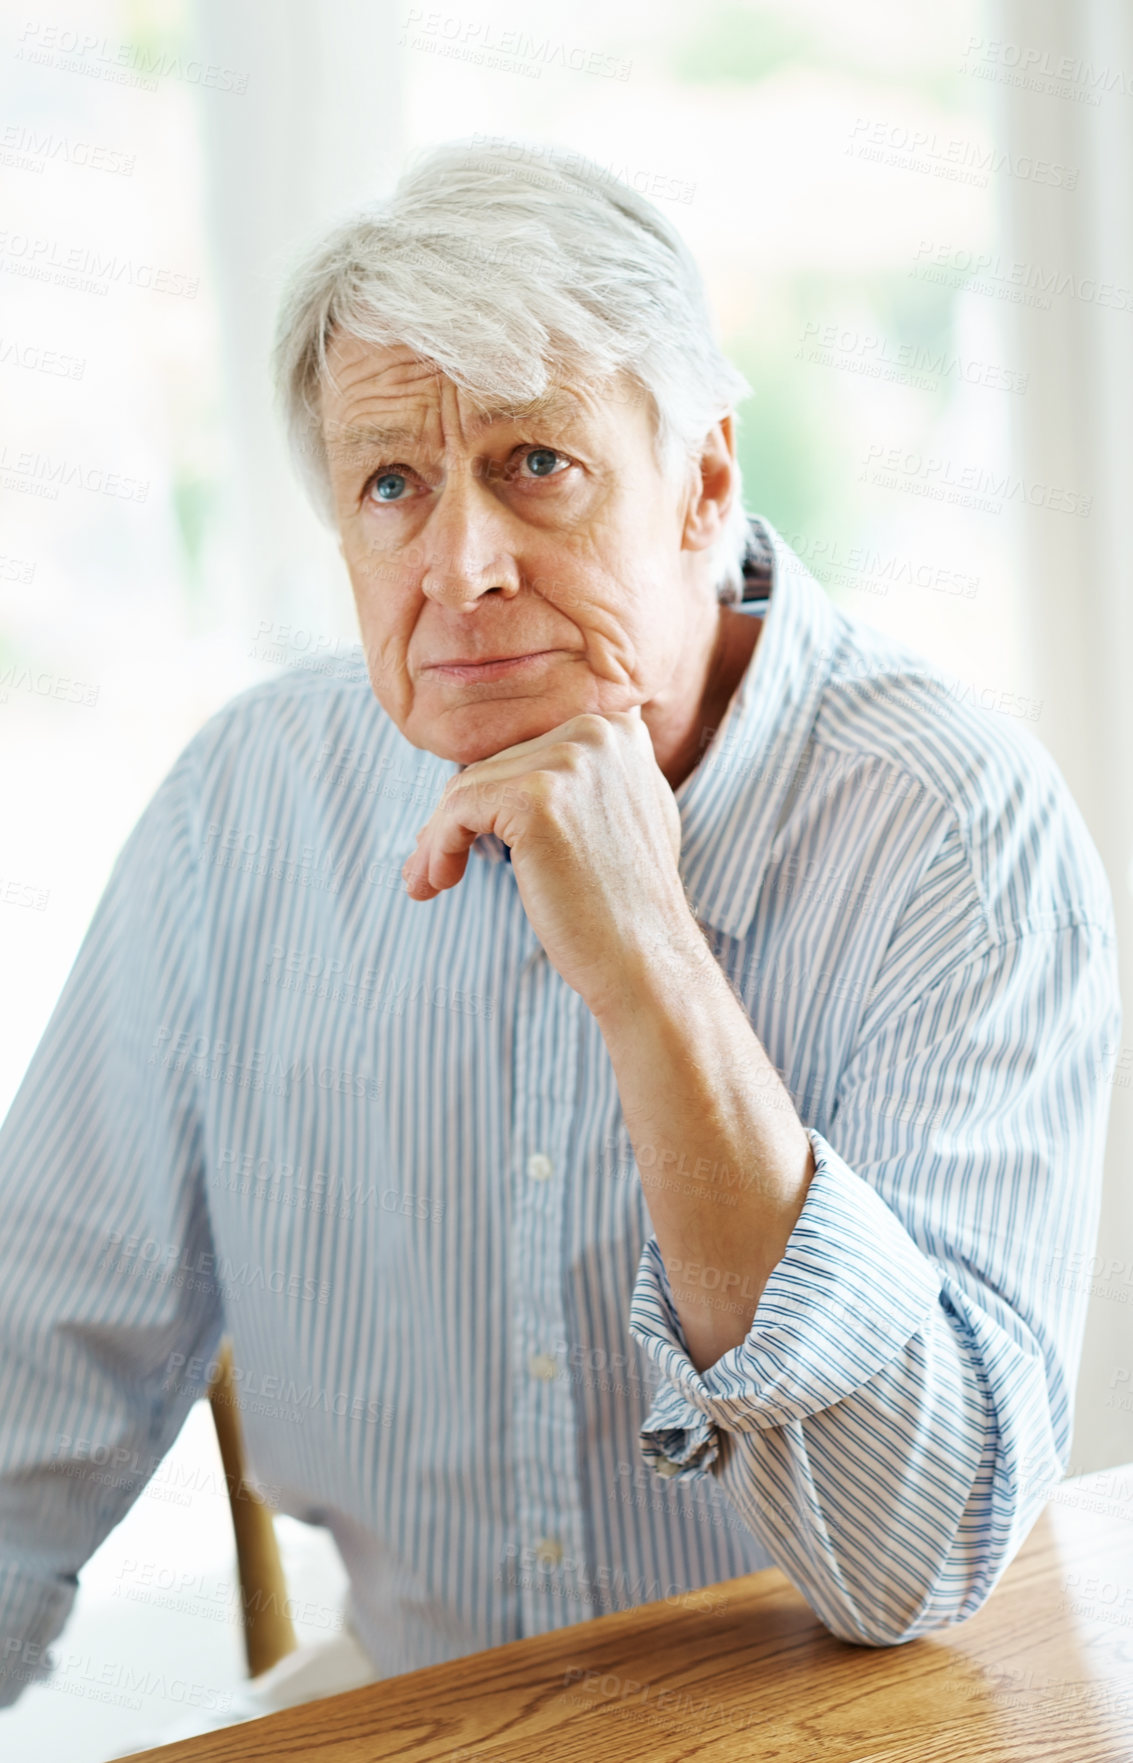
left=401, top=708, right=697, bottom=1017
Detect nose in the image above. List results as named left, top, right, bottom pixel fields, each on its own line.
left=419, top=466, right=522, bottom=609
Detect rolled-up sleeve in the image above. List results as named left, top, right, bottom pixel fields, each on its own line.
left=0, top=741, right=225, bottom=1705
left=628, top=916, right=1121, bottom=1644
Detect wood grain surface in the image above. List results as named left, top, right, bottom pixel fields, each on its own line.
left=130, top=1466, right=1133, bottom=1762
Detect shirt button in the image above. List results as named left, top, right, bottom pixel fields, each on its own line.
left=534, top=1536, right=563, bottom=1569
left=528, top=1352, right=558, bottom=1381
left=527, top=1152, right=553, bottom=1182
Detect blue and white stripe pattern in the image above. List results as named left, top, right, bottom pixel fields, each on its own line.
left=0, top=517, right=1121, bottom=1698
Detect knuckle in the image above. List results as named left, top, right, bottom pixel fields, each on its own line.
left=567, top=713, right=610, bottom=744
left=502, top=781, right=534, bottom=814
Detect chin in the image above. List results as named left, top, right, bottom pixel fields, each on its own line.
left=409, top=696, right=576, bottom=763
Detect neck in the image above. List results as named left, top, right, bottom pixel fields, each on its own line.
left=650, top=606, right=762, bottom=792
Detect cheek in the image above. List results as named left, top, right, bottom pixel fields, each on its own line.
left=538, top=549, right=620, bottom=623
left=344, top=568, right=416, bottom=695
left=345, top=522, right=406, bottom=595
left=344, top=524, right=406, bottom=608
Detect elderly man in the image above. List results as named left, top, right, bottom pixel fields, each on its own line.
left=0, top=139, right=1121, bottom=1702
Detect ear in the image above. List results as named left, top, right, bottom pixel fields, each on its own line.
left=681, top=415, right=737, bottom=555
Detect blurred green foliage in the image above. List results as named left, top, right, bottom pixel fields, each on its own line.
left=727, top=267, right=962, bottom=558
left=672, top=4, right=817, bottom=85
left=170, top=473, right=215, bottom=599
left=669, top=0, right=969, bottom=107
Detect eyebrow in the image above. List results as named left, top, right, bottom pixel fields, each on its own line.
left=327, top=392, right=587, bottom=458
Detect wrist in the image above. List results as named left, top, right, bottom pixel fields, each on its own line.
left=589, top=911, right=723, bottom=1037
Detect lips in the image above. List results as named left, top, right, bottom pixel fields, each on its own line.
left=430, top=654, right=536, bottom=666
left=423, top=650, right=560, bottom=680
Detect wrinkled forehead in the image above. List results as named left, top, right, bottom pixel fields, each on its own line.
left=321, top=332, right=443, bottom=420
left=318, top=329, right=651, bottom=465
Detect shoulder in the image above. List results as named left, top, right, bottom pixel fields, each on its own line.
left=163, top=653, right=441, bottom=839
left=185, top=650, right=385, bottom=769
left=181, top=652, right=410, bottom=785
left=809, top=613, right=1115, bottom=944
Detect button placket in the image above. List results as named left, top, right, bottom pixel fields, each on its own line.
left=509, top=949, right=590, bottom=1632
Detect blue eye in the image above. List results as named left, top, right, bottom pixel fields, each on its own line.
left=373, top=472, right=408, bottom=501
left=523, top=448, right=562, bottom=477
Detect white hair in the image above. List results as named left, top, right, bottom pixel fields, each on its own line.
left=272, top=136, right=754, bottom=600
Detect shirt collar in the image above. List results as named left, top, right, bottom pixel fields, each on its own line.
left=457, top=516, right=842, bottom=939
left=673, top=517, right=841, bottom=941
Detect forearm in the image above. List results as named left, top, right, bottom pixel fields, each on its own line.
left=709, top=1309, right=1032, bottom=1645
left=627, top=1127, right=1069, bottom=1643
left=594, top=929, right=815, bottom=1373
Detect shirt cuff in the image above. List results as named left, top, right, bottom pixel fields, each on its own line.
left=628, top=1127, right=944, bottom=1480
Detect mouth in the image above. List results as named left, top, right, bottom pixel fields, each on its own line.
left=424, top=650, right=560, bottom=682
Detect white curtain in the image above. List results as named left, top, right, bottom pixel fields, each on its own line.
left=189, top=0, right=404, bottom=635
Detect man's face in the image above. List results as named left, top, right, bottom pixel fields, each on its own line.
left=321, top=335, right=721, bottom=765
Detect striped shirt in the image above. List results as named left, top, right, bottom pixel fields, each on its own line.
left=0, top=517, right=1121, bottom=1700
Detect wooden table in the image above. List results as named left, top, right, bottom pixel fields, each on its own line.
left=134, top=1466, right=1133, bottom=1762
